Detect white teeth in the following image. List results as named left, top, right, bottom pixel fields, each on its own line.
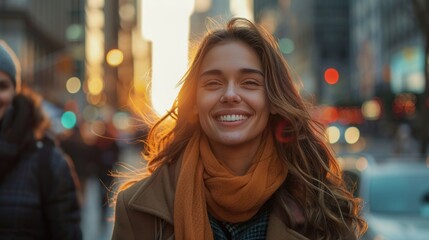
left=217, top=114, right=248, bottom=122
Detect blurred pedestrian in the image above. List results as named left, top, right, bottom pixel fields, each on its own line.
left=60, top=125, right=99, bottom=193
left=0, top=40, right=82, bottom=239
left=112, top=18, right=367, bottom=239
left=94, top=121, right=120, bottom=224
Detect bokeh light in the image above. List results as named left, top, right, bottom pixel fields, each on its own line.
left=106, top=49, right=124, bottom=66
left=362, top=99, right=381, bottom=120
left=393, top=93, right=417, bottom=117
left=112, top=111, right=131, bottom=130
left=61, top=111, right=77, bottom=129
left=66, top=24, right=84, bottom=41
left=279, top=38, right=295, bottom=54
left=326, top=126, right=341, bottom=144
left=87, top=76, right=104, bottom=95
left=66, top=77, right=82, bottom=94
left=344, top=126, right=360, bottom=144
left=324, top=68, right=339, bottom=84
left=355, top=157, right=368, bottom=171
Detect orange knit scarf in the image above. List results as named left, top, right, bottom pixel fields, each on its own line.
left=174, top=130, right=288, bottom=240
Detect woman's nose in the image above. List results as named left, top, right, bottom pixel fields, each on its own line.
left=220, top=83, right=241, bottom=103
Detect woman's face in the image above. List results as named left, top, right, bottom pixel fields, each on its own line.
left=0, top=71, right=15, bottom=119
left=196, top=41, right=271, bottom=150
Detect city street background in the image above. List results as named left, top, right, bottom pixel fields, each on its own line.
left=1, top=0, right=429, bottom=239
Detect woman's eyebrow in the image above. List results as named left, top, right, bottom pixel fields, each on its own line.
left=199, top=69, right=223, bottom=78
left=240, top=68, right=264, bottom=77
left=199, top=68, right=264, bottom=78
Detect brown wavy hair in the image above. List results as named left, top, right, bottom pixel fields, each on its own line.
left=117, top=18, right=367, bottom=239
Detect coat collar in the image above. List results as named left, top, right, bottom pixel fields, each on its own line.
left=127, top=157, right=182, bottom=225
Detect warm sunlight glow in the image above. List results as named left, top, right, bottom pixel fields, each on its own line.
left=194, top=0, right=212, bottom=12
left=86, top=29, right=104, bottom=65
left=86, top=0, right=105, bottom=105
left=87, top=0, right=104, bottom=8
left=230, top=0, right=254, bottom=21
left=85, top=8, right=105, bottom=29
left=141, top=0, right=195, bottom=115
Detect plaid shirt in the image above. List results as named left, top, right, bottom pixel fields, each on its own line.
left=209, top=204, right=270, bottom=240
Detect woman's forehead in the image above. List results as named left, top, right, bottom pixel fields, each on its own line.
left=199, top=41, right=261, bottom=71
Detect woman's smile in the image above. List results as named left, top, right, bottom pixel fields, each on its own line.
left=217, top=114, right=248, bottom=122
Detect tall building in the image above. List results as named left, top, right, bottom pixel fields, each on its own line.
left=313, top=0, right=350, bottom=105
left=350, top=0, right=423, bottom=100
left=254, top=0, right=349, bottom=105
left=0, top=0, right=84, bottom=103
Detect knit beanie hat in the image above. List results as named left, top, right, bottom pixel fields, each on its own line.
left=0, top=40, right=21, bottom=92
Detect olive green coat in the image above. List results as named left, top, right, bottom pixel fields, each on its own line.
left=112, top=156, right=311, bottom=240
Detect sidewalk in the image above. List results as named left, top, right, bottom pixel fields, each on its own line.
left=81, top=145, right=142, bottom=240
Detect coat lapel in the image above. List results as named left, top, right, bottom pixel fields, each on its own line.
left=127, top=157, right=182, bottom=225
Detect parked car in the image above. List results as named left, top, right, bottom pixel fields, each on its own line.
left=337, top=154, right=429, bottom=240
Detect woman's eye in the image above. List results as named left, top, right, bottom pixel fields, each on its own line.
left=203, top=80, right=222, bottom=87
left=245, top=81, right=258, bottom=85
left=243, top=80, right=261, bottom=86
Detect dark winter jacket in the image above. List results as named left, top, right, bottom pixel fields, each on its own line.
left=0, top=91, right=82, bottom=239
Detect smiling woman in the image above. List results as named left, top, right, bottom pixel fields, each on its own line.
left=112, top=18, right=367, bottom=240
